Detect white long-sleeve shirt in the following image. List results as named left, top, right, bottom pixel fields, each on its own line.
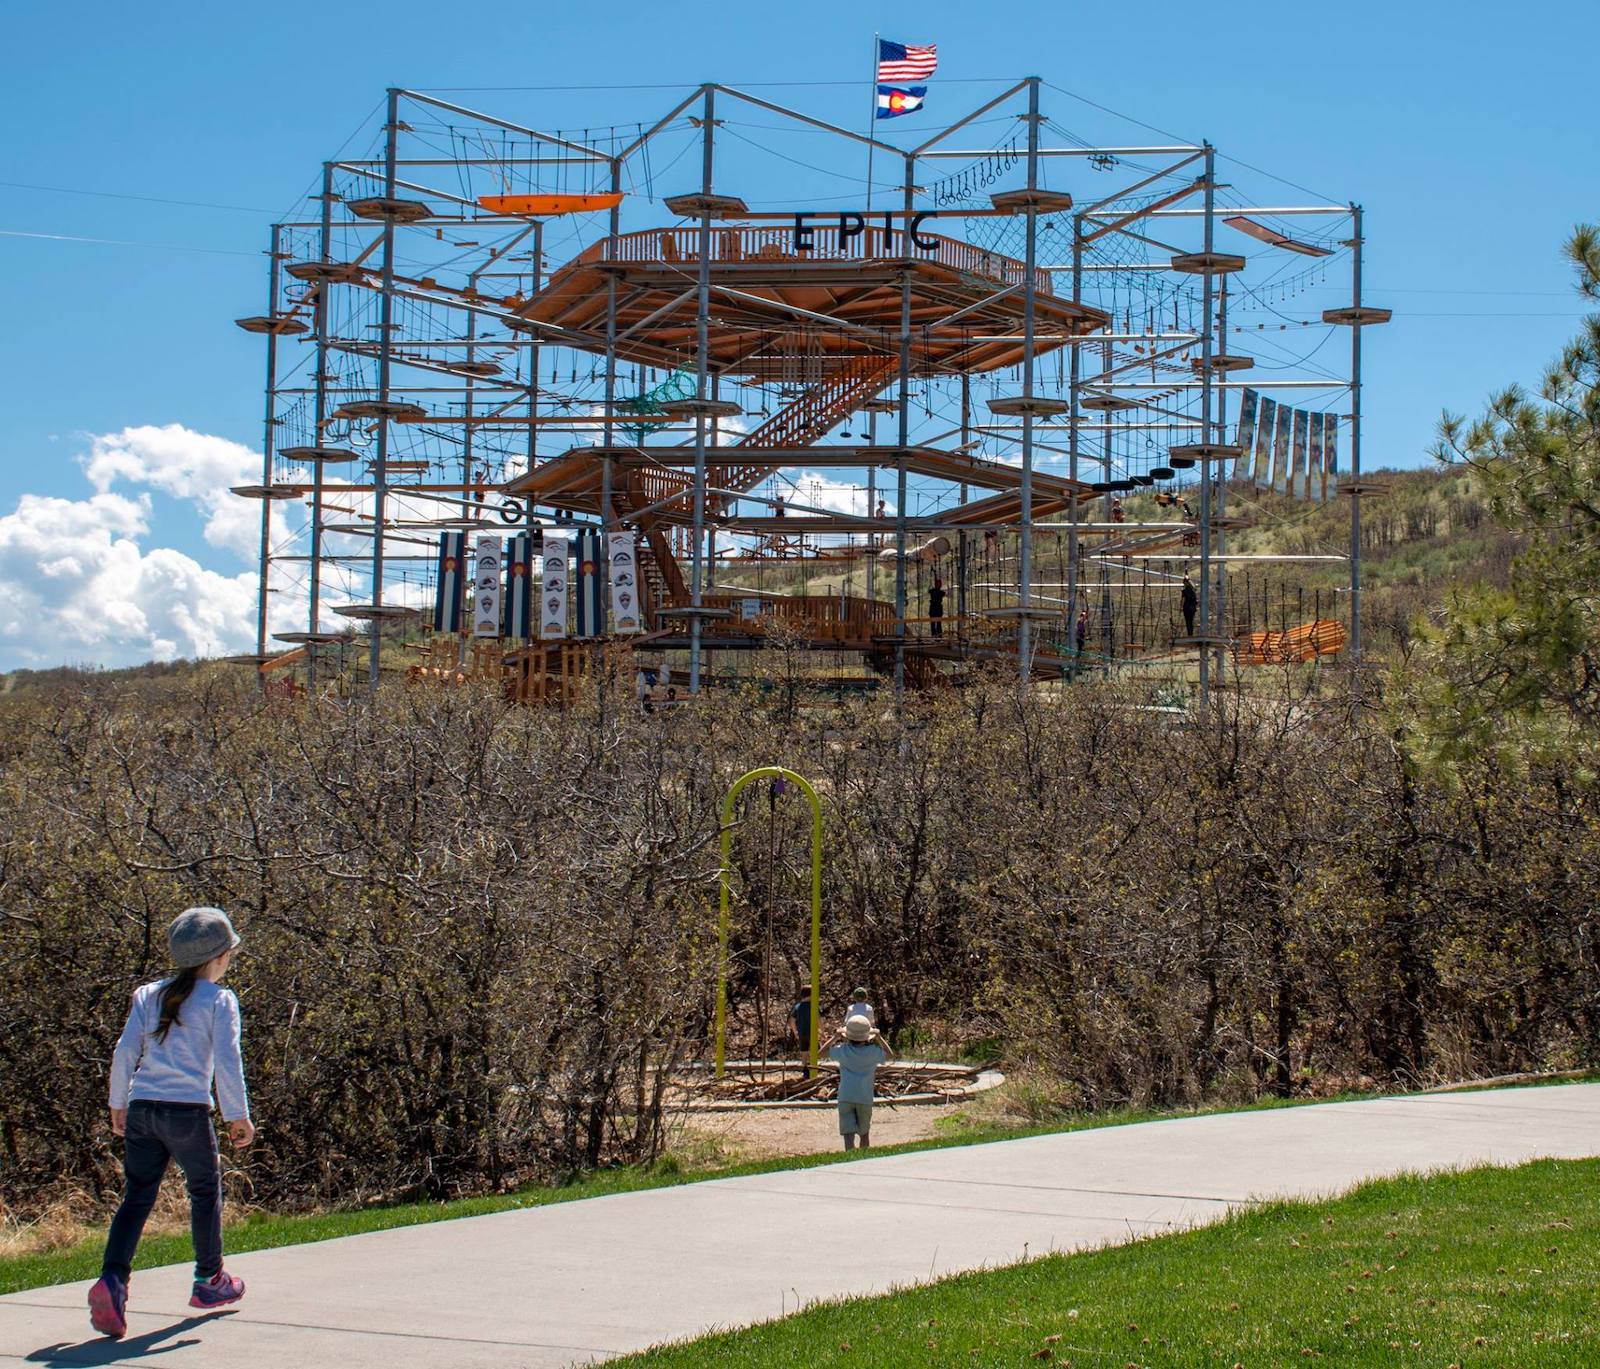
left=108, top=978, right=251, bottom=1122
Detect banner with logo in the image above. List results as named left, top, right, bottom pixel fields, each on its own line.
left=1252, top=397, right=1276, bottom=488
left=502, top=533, right=536, bottom=640
left=1272, top=403, right=1292, bottom=494
left=1307, top=413, right=1325, bottom=505
left=433, top=531, right=465, bottom=634
left=574, top=530, right=603, bottom=638
left=472, top=534, right=502, bottom=638
left=1234, top=387, right=1259, bottom=480
left=540, top=532, right=569, bottom=639
left=1290, top=409, right=1310, bottom=500
left=607, top=531, right=642, bottom=635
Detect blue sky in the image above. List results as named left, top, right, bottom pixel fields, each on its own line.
left=0, top=1, right=1594, bottom=667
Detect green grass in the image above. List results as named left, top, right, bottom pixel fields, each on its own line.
left=4, top=1076, right=1590, bottom=1301
left=621, top=1159, right=1600, bottom=1367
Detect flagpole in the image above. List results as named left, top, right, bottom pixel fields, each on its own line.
left=865, top=32, right=878, bottom=213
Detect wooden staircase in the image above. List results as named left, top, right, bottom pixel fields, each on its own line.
left=712, top=356, right=898, bottom=493
left=613, top=358, right=898, bottom=617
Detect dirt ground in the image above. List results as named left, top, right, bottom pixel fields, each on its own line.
left=671, top=1097, right=978, bottom=1164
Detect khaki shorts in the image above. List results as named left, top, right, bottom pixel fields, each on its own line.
left=838, top=1101, right=873, bottom=1136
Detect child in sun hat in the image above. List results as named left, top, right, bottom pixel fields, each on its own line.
left=825, top=1014, right=894, bottom=1151
left=88, top=907, right=255, bottom=1340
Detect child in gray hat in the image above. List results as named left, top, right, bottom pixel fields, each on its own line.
left=89, top=907, right=255, bottom=1340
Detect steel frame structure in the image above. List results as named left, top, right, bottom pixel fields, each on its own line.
left=237, top=80, right=1387, bottom=703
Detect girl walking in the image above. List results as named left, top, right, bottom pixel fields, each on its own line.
left=88, top=907, right=255, bottom=1339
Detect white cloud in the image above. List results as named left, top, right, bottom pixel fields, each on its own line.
left=0, top=489, right=260, bottom=668
left=83, top=424, right=264, bottom=562
left=785, top=472, right=883, bottom=518
left=0, top=424, right=356, bottom=670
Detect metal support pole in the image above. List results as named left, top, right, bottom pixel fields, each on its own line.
left=1066, top=213, right=1083, bottom=670
left=1349, top=203, right=1365, bottom=663
left=1196, top=144, right=1217, bottom=710
left=367, top=88, right=401, bottom=692
left=601, top=160, right=622, bottom=535
left=255, top=224, right=282, bottom=686
left=1016, top=77, right=1042, bottom=678
left=525, top=220, right=543, bottom=576
left=958, top=373, right=970, bottom=625
left=689, top=87, right=715, bottom=694
left=893, top=153, right=914, bottom=698
left=1211, top=266, right=1229, bottom=684
left=307, top=169, right=333, bottom=687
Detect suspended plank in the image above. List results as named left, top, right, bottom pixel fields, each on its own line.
left=477, top=193, right=624, bottom=217
left=1223, top=215, right=1333, bottom=258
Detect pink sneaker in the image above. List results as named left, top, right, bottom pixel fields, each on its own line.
left=189, top=1269, right=246, bottom=1309
left=88, top=1274, right=127, bottom=1338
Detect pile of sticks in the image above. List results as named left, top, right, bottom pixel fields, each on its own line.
left=689, top=1063, right=978, bottom=1104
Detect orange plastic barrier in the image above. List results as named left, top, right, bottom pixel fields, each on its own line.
left=1232, top=618, right=1346, bottom=666
left=477, top=193, right=624, bottom=217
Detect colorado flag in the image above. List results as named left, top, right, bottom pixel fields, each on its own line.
left=876, top=85, right=926, bottom=119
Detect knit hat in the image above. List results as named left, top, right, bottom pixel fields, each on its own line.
left=844, top=1016, right=873, bottom=1042
left=168, top=907, right=241, bottom=969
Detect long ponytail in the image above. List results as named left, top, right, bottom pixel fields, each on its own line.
left=155, top=967, right=200, bottom=1043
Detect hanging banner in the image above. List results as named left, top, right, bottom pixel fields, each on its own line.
left=1323, top=415, right=1340, bottom=500
left=433, top=531, right=465, bottom=634
left=540, top=532, right=569, bottom=640
left=1292, top=409, right=1311, bottom=500
left=502, top=533, right=536, bottom=640
left=1307, top=413, right=1326, bottom=507
left=607, top=531, right=642, bottom=635
left=1252, top=397, right=1276, bottom=488
left=1234, top=388, right=1259, bottom=481
left=1272, top=403, right=1292, bottom=494
left=574, top=531, right=603, bottom=638
left=472, top=534, right=502, bottom=638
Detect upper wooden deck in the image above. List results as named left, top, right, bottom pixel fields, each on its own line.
left=513, top=225, right=1110, bottom=377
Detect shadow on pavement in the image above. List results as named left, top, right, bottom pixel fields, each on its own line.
left=26, top=1311, right=236, bottom=1365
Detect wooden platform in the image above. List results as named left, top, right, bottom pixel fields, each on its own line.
left=505, top=442, right=1095, bottom=525
left=511, top=225, right=1110, bottom=378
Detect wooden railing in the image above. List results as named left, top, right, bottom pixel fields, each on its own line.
left=654, top=593, right=896, bottom=645
left=578, top=226, right=1054, bottom=295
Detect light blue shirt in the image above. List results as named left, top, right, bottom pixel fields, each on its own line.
left=829, top=1042, right=887, bottom=1106
left=109, top=978, right=250, bottom=1121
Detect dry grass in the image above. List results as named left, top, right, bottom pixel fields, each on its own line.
left=0, top=1176, right=199, bottom=1261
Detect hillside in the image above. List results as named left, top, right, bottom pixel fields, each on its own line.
left=718, top=463, right=1515, bottom=659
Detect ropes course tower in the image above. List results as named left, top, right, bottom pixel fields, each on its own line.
left=233, top=79, right=1388, bottom=705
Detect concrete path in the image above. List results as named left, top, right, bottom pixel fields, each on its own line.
left=4, top=1084, right=1598, bottom=1367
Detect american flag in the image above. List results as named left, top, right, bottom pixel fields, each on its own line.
left=877, top=39, right=938, bottom=83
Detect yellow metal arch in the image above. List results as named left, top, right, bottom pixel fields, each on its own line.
left=714, top=767, right=823, bottom=1079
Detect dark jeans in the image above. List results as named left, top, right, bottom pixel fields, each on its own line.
left=102, top=1101, right=223, bottom=1283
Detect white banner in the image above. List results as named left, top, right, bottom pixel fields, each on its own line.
left=473, top=534, right=502, bottom=638
left=540, top=533, right=569, bottom=640
left=607, top=532, right=642, bottom=635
